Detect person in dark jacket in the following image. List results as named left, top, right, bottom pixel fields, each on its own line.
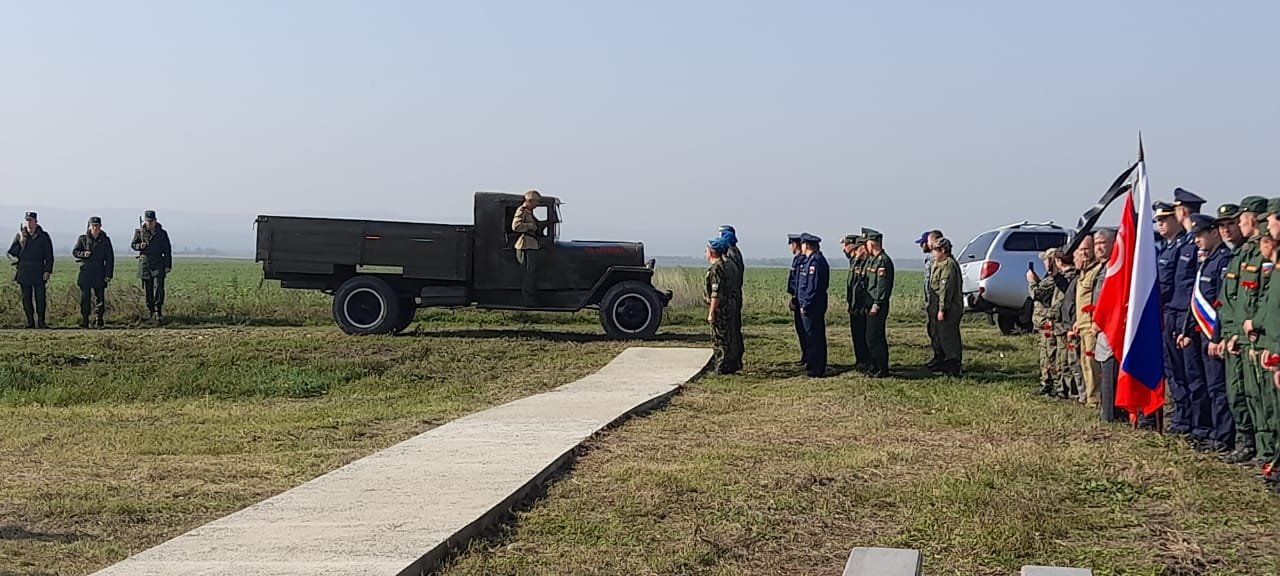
left=73, top=216, right=115, bottom=328
left=131, top=210, right=172, bottom=323
left=7, top=212, right=55, bottom=328
left=787, top=234, right=808, bottom=365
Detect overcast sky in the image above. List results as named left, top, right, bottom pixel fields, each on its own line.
left=2, top=0, right=1277, bottom=258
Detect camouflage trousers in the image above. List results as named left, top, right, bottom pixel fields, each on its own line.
left=711, top=304, right=742, bottom=374
left=1057, top=334, right=1081, bottom=399
left=1038, top=329, right=1058, bottom=388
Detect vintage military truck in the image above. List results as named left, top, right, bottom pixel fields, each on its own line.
left=254, top=192, right=672, bottom=338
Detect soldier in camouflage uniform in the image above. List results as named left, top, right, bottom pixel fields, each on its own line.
left=705, top=237, right=741, bottom=375
left=718, top=225, right=744, bottom=371
left=1028, top=248, right=1061, bottom=395
left=1253, top=199, right=1280, bottom=486
left=130, top=210, right=172, bottom=323
left=1215, top=199, right=1267, bottom=464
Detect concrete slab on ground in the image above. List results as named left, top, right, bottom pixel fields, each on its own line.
left=91, top=346, right=712, bottom=576
left=842, top=547, right=922, bottom=576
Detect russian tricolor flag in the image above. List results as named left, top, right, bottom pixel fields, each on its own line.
left=1093, top=150, right=1165, bottom=418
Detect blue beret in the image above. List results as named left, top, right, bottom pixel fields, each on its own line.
left=718, top=225, right=735, bottom=234
left=707, top=237, right=729, bottom=253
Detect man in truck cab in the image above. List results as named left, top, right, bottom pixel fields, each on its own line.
left=512, top=189, right=543, bottom=305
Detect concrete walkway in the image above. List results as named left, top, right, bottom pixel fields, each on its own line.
left=92, top=346, right=712, bottom=576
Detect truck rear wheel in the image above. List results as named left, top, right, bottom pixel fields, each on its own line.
left=333, top=276, right=402, bottom=335
left=599, top=281, right=663, bottom=340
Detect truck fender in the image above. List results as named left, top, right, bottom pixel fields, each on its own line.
left=581, top=266, right=669, bottom=307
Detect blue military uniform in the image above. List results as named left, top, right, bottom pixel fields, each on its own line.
left=1156, top=201, right=1192, bottom=434
left=796, top=233, right=829, bottom=377
left=1182, top=213, right=1236, bottom=449
left=787, top=234, right=808, bottom=364
left=1172, top=191, right=1209, bottom=436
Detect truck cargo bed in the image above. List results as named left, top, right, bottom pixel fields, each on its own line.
left=255, top=215, right=473, bottom=282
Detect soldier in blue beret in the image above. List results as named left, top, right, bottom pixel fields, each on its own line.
left=704, top=237, right=741, bottom=374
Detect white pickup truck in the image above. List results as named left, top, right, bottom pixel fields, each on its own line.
left=958, top=222, right=1073, bottom=335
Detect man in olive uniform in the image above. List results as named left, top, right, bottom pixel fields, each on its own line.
left=917, top=230, right=945, bottom=370
left=787, top=234, right=807, bottom=365
left=862, top=228, right=895, bottom=377
left=704, top=237, right=741, bottom=375
left=511, top=190, right=544, bottom=306
left=718, top=225, right=744, bottom=371
left=1254, top=199, right=1280, bottom=485
left=1235, top=196, right=1272, bottom=465
left=131, top=210, right=172, bottom=323
left=1029, top=247, right=1061, bottom=395
left=73, top=216, right=115, bottom=328
left=1053, top=250, right=1080, bottom=399
left=7, top=212, right=54, bottom=328
left=1214, top=200, right=1266, bottom=464
left=928, top=238, right=964, bottom=376
left=842, top=234, right=871, bottom=371
left=796, top=233, right=829, bottom=378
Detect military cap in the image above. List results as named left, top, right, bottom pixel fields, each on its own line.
left=840, top=234, right=858, bottom=245
left=1189, top=213, right=1217, bottom=234
left=23, top=211, right=36, bottom=220
left=88, top=216, right=102, bottom=225
left=1264, top=198, right=1280, bottom=220
left=144, top=210, right=157, bottom=220
left=934, top=237, right=953, bottom=251
left=861, top=228, right=883, bottom=242
left=787, top=233, right=802, bottom=244
left=1215, top=203, right=1241, bottom=223
left=1173, top=187, right=1205, bottom=208
left=707, top=237, right=729, bottom=254
left=1152, top=201, right=1176, bottom=219
left=914, top=231, right=930, bottom=245
left=799, top=232, right=821, bottom=244
left=1241, top=196, right=1268, bottom=216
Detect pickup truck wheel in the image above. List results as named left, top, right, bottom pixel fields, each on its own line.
left=333, top=276, right=402, bottom=335
left=996, top=310, right=1019, bottom=336
left=600, top=281, right=663, bottom=340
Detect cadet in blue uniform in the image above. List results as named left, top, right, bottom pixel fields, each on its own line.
left=787, top=234, right=807, bottom=365
left=796, top=233, right=829, bottom=378
left=1180, top=213, right=1236, bottom=453
left=1171, top=189, right=1208, bottom=438
left=1155, top=201, right=1191, bottom=435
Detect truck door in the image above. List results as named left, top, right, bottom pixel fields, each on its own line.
left=471, top=196, right=564, bottom=292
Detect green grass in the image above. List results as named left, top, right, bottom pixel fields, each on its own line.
left=1, top=260, right=1276, bottom=575
left=0, top=259, right=928, bottom=329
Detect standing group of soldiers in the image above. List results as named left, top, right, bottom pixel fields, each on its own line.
left=6, top=210, right=173, bottom=328
left=1027, top=187, right=1280, bottom=493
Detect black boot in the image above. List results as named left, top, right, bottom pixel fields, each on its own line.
left=79, top=315, right=90, bottom=329
left=24, top=314, right=35, bottom=329
left=1224, top=441, right=1258, bottom=465
left=36, top=314, right=48, bottom=329
left=95, top=313, right=105, bottom=328
left=155, top=308, right=164, bottom=325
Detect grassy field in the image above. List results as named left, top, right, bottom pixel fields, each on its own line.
left=1, top=260, right=1277, bottom=575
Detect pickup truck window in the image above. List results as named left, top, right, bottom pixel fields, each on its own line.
left=960, top=231, right=998, bottom=262
left=1002, top=231, right=1067, bottom=252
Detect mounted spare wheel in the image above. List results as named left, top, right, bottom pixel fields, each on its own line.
left=599, top=280, right=663, bottom=340
left=332, top=276, right=402, bottom=335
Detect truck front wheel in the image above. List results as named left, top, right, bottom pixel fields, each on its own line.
left=333, top=276, right=402, bottom=335
left=599, top=281, right=663, bottom=340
